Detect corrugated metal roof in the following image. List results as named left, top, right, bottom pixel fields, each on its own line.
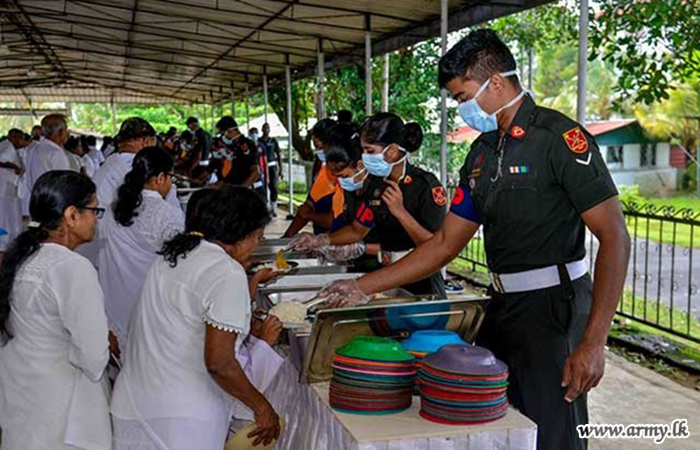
left=0, top=0, right=554, bottom=104
left=585, top=119, right=637, bottom=137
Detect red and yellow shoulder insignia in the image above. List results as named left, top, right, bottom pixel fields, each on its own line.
left=402, top=175, right=413, bottom=185
left=510, top=125, right=526, bottom=139
left=432, top=186, right=447, bottom=206
left=562, top=127, right=589, bottom=154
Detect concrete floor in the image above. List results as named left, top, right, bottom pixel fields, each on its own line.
left=267, top=216, right=700, bottom=449
left=589, top=352, right=700, bottom=449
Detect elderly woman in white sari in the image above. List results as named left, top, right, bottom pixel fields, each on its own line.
left=0, top=170, right=112, bottom=450
left=99, top=146, right=184, bottom=346
left=111, top=185, right=284, bottom=450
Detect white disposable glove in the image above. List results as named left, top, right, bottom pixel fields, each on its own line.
left=288, top=232, right=330, bottom=252
left=315, top=279, right=371, bottom=308
left=317, top=241, right=366, bottom=264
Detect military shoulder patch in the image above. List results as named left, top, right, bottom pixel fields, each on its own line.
left=432, top=186, right=447, bottom=206
left=562, top=127, right=589, bottom=154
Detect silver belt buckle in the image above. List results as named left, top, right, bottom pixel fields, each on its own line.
left=491, top=273, right=505, bottom=294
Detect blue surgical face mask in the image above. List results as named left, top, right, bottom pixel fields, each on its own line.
left=458, top=70, right=526, bottom=133
left=250, top=133, right=259, bottom=142
left=222, top=136, right=232, bottom=146
left=317, top=150, right=327, bottom=163
left=339, top=168, right=368, bottom=192
left=362, top=145, right=407, bottom=178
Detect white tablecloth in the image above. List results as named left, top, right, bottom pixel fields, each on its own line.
left=257, top=356, right=537, bottom=450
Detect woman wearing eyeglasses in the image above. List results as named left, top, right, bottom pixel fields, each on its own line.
left=98, top=146, right=185, bottom=347
left=0, top=171, right=112, bottom=450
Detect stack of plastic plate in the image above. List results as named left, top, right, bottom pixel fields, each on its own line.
left=330, top=336, right=417, bottom=415
left=418, top=344, right=509, bottom=425
left=402, top=330, right=466, bottom=366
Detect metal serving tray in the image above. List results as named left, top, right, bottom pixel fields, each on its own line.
left=273, top=288, right=416, bottom=373
left=301, top=295, right=490, bottom=383
left=260, top=272, right=359, bottom=291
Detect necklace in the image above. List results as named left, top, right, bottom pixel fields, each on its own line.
left=490, top=134, right=507, bottom=183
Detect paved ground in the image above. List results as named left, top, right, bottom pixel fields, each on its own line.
left=588, top=233, right=700, bottom=322
left=589, top=352, right=700, bottom=450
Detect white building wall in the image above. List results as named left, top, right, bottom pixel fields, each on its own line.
left=656, top=143, right=671, bottom=168
left=611, top=167, right=679, bottom=195
left=623, top=144, right=641, bottom=169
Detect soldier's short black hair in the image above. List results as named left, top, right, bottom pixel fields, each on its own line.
left=216, top=116, right=238, bottom=132
left=438, top=28, right=518, bottom=89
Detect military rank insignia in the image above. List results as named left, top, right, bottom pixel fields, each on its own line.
left=563, top=127, right=589, bottom=154
left=432, top=186, right=447, bottom=206
left=510, top=125, right=526, bottom=139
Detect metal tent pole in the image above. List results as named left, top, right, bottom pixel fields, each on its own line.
left=365, top=14, right=372, bottom=117
left=381, top=53, right=390, bottom=112
left=317, top=38, right=326, bottom=119
left=286, top=61, right=295, bottom=216
left=263, top=66, right=269, bottom=124
left=577, top=0, right=589, bottom=124
left=245, top=85, right=250, bottom=133
left=110, top=97, right=117, bottom=134
left=439, top=0, right=448, bottom=188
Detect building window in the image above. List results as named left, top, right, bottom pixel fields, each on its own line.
left=606, top=145, right=623, bottom=168
left=641, top=143, right=657, bottom=167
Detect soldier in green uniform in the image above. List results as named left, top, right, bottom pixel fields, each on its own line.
left=291, top=113, right=448, bottom=298
left=318, top=29, right=631, bottom=450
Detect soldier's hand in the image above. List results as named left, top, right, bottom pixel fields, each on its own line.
left=561, top=340, right=605, bottom=403
left=381, top=180, right=406, bottom=218
left=288, top=232, right=329, bottom=252
left=316, top=279, right=371, bottom=308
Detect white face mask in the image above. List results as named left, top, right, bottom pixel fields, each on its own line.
left=457, top=70, right=526, bottom=133
left=362, top=145, right=408, bottom=178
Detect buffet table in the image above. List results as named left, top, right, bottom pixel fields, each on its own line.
left=246, top=239, right=537, bottom=449
left=246, top=355, right=537, bottom=450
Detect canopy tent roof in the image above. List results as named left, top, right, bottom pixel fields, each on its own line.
left=0, top=0, right=554, bottom=104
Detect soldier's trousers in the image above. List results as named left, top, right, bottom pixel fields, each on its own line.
left=477, top=271, right=593, bottom=450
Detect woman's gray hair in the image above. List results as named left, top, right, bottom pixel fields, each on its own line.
left=41, top=114, right=67, bottom=138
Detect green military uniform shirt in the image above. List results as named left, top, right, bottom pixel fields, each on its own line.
left=452, top=95, right=618, bottom=274
left=356, top=163, right=448, bottom=296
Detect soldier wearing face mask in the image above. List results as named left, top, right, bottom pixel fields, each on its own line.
left=215, top=116, right=266, bottom=201
left=179, top=117, right=211, bottom=165
left=317, top=29, right=630, bottom=450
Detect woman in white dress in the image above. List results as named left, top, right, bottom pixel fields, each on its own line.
left=111, top=185, right=283, bottom=450
left=0, top=170, right=112, bottom=450
left=99, top=146, right=184, bottom=345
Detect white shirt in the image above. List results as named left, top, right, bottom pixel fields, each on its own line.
left=0, top=141, right=22, bottom=250
left=81, top=154, right=97, bottom=178
left=103, top=144, right=117, bottom=159
left=0, top=140, right=20, bottom=197
left=84, top=152, right=181, bottom=268
left=111, top=240, right=251, bottom=423
left=0, top=244, right=111, bottom=450
left=94, top=152, right=180, bottom=211
left=25, top=138, right=72, bottom=188
left=99, top=189, right=185, bottom=342
left=87, top=146, right=105, bottom=167
left=65, top=151, right=83, bottom=173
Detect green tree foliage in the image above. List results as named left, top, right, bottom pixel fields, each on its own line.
left=590, top=0, right=700, bottom=106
